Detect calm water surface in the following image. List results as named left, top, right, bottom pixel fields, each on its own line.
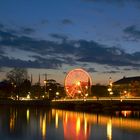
left=0, top=106, right=140, bottom=140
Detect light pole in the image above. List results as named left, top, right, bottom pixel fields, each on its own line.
left=108, top=77, right=113, bottom=96
left=56, top=92, right=59, bottom=99
left=44, top=80, right=47, bottom=97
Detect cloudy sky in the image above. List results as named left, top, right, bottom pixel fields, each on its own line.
left=0, top=0, right=140, bottom=84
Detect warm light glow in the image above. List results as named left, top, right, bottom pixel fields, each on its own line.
left=65, top=113, right=68, bottom=124
left=64, top=68, right=92, bottom=98
left=108, top=88, right=112, bottom=92
left=16, top=95, right=18, bottom=99
left=121, top=111, right=132, bottom=117
left=109, top=92, right=113, bottom=95
left=10, top=111, right=15, bottom=132
left=110, top=83, right=112, bottom=86
left=27, top=94, right=30, bottom=99
left=124, top=90, right=127, bottom=94
left=84, top=118, right=87, bottom=135
left=27, top=109, right=30, bottom=123
left=77, top=81, right=81, bottom=86
left=56, top=92, right=59, bottom=96
left=42, top=114, right=47, bottom=140
left=78, top=90, right=82, bottom=93
left=55, top=112, right=59, bottom=128
left=76, top=117, right=81, bottom=135
left=40, top=113, right=47, bottom=140
left=107, top=119, right=112, bottom=140
left=85, top=93, right=88, bottom=97
left=52, top=108, right=140, bottom=137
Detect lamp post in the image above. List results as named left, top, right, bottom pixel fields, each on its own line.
left=56, top=92, right=59, bottom=99
left=44, top=80, right=47, bottom=97
left=108, top=77, right=113, bottom=96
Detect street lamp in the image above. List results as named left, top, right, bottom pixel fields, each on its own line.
left=44, top=80, right=47, bottom=94
left=56, top=92, right=60, bottom=99
left=108, top=77, right=113, bottom=96
left=56, top=92, right=59, bottom=96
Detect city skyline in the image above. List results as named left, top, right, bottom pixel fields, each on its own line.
left=0, top=0, right=140, bottom=84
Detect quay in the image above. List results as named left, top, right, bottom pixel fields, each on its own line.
left=1, top=97, right=140, bottom=111
left=51, top=97, right=140, bottom=111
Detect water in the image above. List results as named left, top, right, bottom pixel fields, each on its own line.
left=0, top=106, right=140, bottom=140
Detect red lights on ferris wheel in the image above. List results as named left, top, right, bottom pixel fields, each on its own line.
left=64, top=68, right=92, bottom=98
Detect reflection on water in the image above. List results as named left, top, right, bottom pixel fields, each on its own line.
left=61, top=111, right=91, bottom=140
left=107, top=119, right=112, bottom=140
left=0, top=106, right=140, bottom=140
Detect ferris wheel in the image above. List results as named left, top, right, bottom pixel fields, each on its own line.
left=64, top=68, right=92, bottom=98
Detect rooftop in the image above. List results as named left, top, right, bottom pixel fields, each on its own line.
left=113, top=76, right=140, bottom=85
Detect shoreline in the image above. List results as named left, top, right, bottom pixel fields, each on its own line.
left=0, top=98, right=140, bottom=112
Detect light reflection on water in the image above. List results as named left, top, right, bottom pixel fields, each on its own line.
left=0, top=106, right=140, bottom=140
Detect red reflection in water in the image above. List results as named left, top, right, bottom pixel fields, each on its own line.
left=63, top=114, right=91, bottom=140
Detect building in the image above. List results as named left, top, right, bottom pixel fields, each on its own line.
left=113, top=76, right=140, bottom=97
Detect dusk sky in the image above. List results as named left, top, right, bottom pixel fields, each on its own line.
left=0, top=0, right=140, bottom=85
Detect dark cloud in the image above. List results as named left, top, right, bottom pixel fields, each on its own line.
left=0, top=55, right=63, bottom=69
left=76, top=40, right=140, bottom=67
left=103, top=70, right=121, bottom=74
left=31, top=55, right=63, bottom=69
left=85, top=68, right=97, bottom=72
left=0, top=22, right=35, bottom=36
left=123, top=67, right=140, bottom=71
left=0, top=30, right=17, bottom=43
left=62, top=19, right=73, bottom=25
left=49, top=33, right=68, bottom=41
left=0, top=28, right=140, bottom=70
left=123, top=25, right=140, bottom=41
left=0, top=23, right=4, bottom=29
left=20, top=27, right=35, bottom=34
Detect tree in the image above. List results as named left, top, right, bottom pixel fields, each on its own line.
left=6, top=68, right=28, bottom=85
left=6, top=68, right=28, bottom=98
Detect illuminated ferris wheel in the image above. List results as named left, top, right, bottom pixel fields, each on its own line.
left=64, top=68, right=92, bottom=98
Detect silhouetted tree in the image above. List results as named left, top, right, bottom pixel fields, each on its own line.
left=6, top=68, right=28, bottom=84
left=6, top=68, right=28, bottom=98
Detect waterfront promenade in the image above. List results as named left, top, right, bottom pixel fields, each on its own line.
left=1, top=97, right=140, bottom=111
left=51, top=97, right=140, bottom=111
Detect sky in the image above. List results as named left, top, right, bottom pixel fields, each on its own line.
left=0, top=0, right=140, bottom=85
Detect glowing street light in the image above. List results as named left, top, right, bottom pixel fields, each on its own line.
left=27, top=94, right=30, bottom=99
left=108, top=77, right=113, bottom=96
left=108, top=88, right=112, bottom=92
left=44, top=80, right=47, bottom=94
left=56, top=92, right=59, bottom=96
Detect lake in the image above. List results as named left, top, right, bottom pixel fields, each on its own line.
left=0, top=106, right=140, bottom=140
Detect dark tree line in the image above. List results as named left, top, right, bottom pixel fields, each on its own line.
left=0, top=68, right=65, bottom=99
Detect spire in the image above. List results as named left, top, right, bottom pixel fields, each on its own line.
left=30, top=74, right=33, bottom=85
left=45, top=73, right=47, bottom=81
left=38, top=73, right=40, bottom=85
